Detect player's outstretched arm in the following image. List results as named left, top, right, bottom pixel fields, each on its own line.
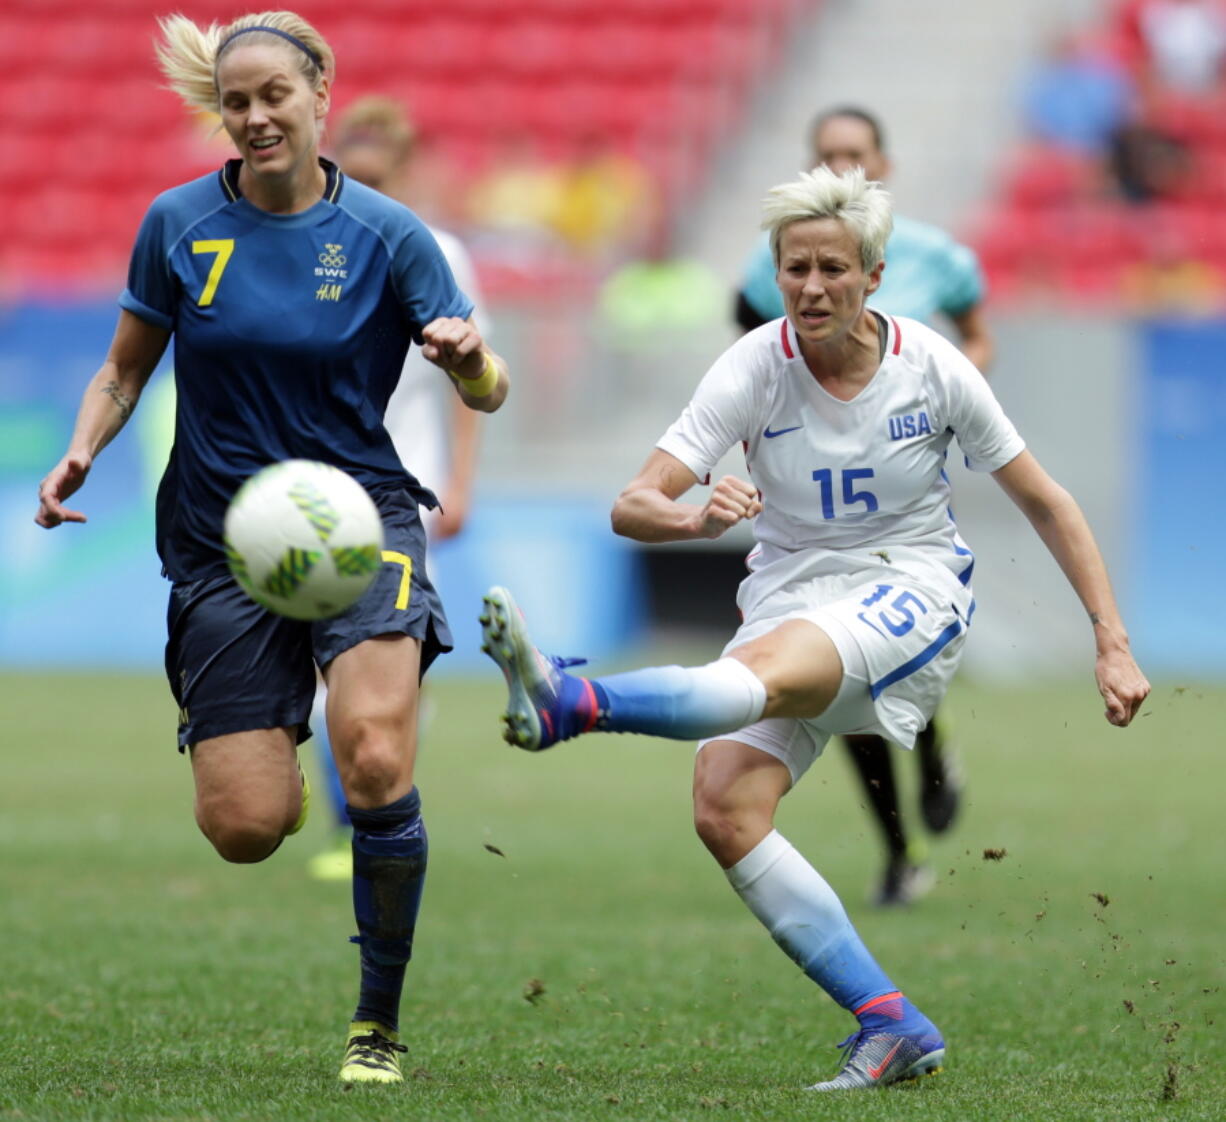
left=612, top=449, right=761, bottom=544
left=421, top=315, right=508, bottom=414
left=951, top=303, right=994, bottom=373
left=433, top=393, right=480, bottom=541
left=36, top=310, right=169, bottom=529
left=991, top=450, right=1150, bottom=727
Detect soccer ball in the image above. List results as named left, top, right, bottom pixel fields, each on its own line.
left=223, top=460, right=385, bottom=621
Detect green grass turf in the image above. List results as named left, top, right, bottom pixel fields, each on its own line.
left=0, top=668, right=1222, bottom=1120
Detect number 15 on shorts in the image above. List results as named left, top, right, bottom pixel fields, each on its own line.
left=857, top=583, right=927, bottom=638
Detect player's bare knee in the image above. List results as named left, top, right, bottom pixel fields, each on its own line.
left=693, top=809, right=767, bottom=867
left=693, top=801, right=733, bottom=856
left=693, top=791, right=760, bottom=865
left=201, top=815, right=285, bottom=863
left=339, top=725, right=411, bottom=806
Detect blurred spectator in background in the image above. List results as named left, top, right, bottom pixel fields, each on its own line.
left=735, top=106, right=992, bottom=907
left=599, top=220, right=723, bottom=340
left=1109, top=118, right=1191, bottom=200
left=1113, top=0, right=1226, bottom=96
left=329, top=96, right=488, bottom=544
left=1022, top=29, right=1136, bottom=154
left=465, top=130, right=567, bottom=260
left=328, top=95, right=414, bottom=199
left=309, top=95, right=489, bottom=882
left=465, top=129, right=658, bottom=268
left=1018, top=23, right=1190, bottom=205
left=550, top=130, right=658, bottom=261
left=597, top=215, right=725, bottom=411
left=321, top=96, right=454, bottom=232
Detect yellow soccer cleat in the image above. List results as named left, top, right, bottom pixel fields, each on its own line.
left=288, top=765, right=311, bottom=837
left=339, top=1021, right=406, bottom=1084
left=307, top=830, right=353, bottom=882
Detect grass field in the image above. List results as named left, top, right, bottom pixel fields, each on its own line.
left=1, top=667, right=1222, bottom=1121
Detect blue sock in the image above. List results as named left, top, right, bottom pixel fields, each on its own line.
left=347, top=787, right=427, bottom=1032
left=562, top=658, right=767, bottom=741
left=726, top=831, right=901, bottom=1011
left=854, top=993, right=941, bottom=1042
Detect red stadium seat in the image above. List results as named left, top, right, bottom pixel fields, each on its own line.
left=12, top=74, right=98, bottom=130
left=0, top=16, right=53, bottom=78
left=42, top=15, right=149, bottom=77
left=399, top=17, right=495, bottom=78
left=567, top=19, right=692, bottom=81
left=1188, top=149, right=1226, bottom=206
left=424, top=0, right=521, bottom=19
left=2, top=0, right=823, bottom=290
left=485, top=18, right=574, bottom=80
left=524, top=77, right=676, bottom=147
left=327, top=18, right=393, bottom=79
left=1001, top=145, right=1097, bottom=208
left=968, top=209, right=1034, bottom=274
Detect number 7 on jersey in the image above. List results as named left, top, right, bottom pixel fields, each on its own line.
left=191, top=239, right=235, bottom=307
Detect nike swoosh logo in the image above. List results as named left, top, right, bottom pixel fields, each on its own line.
left=763, top=424, right=802, bottom=439
left=867, top=1040, right=904, bottom=1081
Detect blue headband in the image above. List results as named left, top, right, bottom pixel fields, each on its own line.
left=218, top=26, right=323, bottom=70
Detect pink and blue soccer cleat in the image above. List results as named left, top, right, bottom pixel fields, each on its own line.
left=809, top=996, right=945, bottom=1092
left=480, top=586, right=598, bottom=751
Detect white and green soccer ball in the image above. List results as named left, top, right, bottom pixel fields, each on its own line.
left=223, top=459, right=385, bottom=621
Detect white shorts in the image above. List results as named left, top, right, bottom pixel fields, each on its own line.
left=698, top=570, right=970, bottom=785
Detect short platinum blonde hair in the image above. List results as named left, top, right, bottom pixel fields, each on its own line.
left=763, top=165, right=893, bottom=272
left=156, top=10, right=334, bottom=115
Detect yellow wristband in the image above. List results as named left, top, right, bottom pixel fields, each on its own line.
left=450, top=353, right=498, bottom=398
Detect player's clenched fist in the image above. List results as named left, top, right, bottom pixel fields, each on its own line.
left=1095, top=649, right=1150, bottom=728
left=421, top=316, right=484, bottom=377
left=698, top=475, right=762, bottom=539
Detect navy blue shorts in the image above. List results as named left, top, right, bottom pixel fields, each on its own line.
left=164, top=491, right=452, bottom=750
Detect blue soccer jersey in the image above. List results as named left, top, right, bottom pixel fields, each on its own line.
left=120, top=158, right=474, bottom=581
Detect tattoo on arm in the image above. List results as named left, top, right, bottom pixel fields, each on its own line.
left=658, top=462, right=696, bottom=498
left=101, top=380, right=133, bottom=421
left=1089, top=612, right=1102, bottom=625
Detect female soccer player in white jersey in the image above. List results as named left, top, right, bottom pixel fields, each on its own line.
left=35, top=10, right=509, bottom=1085
left=481, top=165, right=1148, bottom=1092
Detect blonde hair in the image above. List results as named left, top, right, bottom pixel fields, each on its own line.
left=334, top=96, right=416, bottom=160
left=156, top=10, right=334, bottom=114
left=763, top=165, right=893, bottom=272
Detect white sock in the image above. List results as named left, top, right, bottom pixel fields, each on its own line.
left=725, top=830, right=895, bottom=1010
left=597, top=657, right=767, bottom=739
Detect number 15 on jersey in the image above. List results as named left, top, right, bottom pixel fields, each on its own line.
left=812, top=468, right=878, bottom=519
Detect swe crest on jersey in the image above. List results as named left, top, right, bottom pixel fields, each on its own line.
left=888, top=411, right=933, bottom=441
left=315, top=242, right=348, bottom=302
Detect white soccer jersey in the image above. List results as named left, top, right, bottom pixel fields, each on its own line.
left=382, top=225, right=488, bottom=518
left=657, top=313, right=1026, bottom=748
left=658, top=313, right=1023, bottom=594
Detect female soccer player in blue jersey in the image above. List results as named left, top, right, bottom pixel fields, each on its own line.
left=35, top=10, right=508, bottom=1085
left=481, top=165, right=1149, bottom=1092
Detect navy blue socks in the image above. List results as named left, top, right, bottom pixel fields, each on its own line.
left=347, top=786, right=428, bottom=1031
